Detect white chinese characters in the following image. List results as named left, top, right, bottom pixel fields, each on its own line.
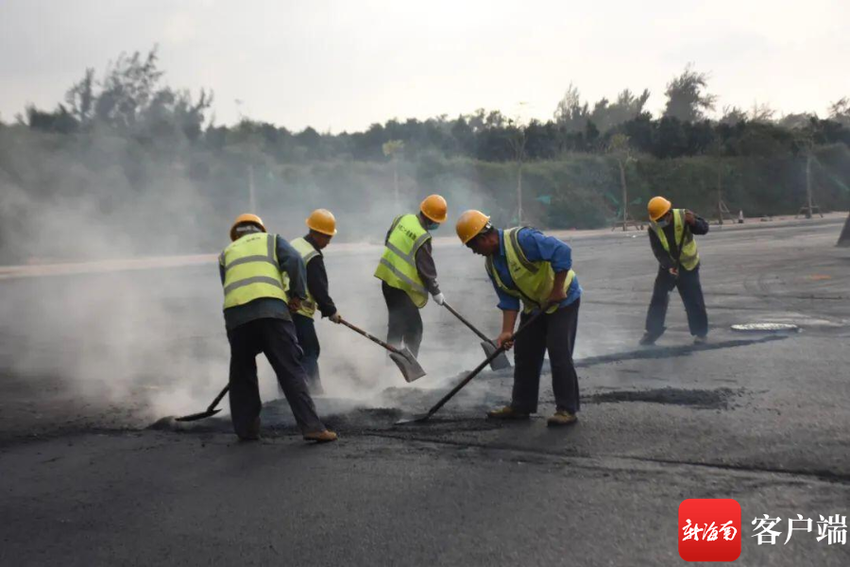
left=682, top=519, right=738, bottom=542
left=751, top=514, right=847, bottom=545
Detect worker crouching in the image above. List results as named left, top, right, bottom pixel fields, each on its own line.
left=456, top=210, right=582, bottom=426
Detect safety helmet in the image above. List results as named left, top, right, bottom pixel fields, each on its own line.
left=647, top=196, right=672, bottom=222
left=456, top=210, right=491, bottom=244
left=306, top=209, right=337, bottom=236
left=420, top=194, right=448, bottom=224
left=230, top=213, right=266, bottom=241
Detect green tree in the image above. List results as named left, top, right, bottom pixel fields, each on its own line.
left=663, top=64, right=717, bottom=122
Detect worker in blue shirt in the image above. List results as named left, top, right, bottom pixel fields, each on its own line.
left=456, top=210, right=582, bottom=426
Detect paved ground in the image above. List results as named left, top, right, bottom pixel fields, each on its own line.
left=2, top=215, right=849, bottom=566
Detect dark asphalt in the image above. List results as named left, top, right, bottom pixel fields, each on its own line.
left=2, top=217, right=849, bottom=566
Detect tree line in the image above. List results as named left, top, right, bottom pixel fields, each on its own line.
left=1, top=48, right=848, bottom=263
left=9, top=50, right=850, bottom=164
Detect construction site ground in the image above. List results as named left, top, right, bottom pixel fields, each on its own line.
left=2, top=215, right=849, bottom=566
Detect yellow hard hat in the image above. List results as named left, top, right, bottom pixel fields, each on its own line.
left=648, top=196, right=672, bottom=222
left=306, top=209, right=337, bottom=236
left=456, top=209, right=491, bottom=244
left=230, top=213, right=266, bottom=241
left=420, top=194, right=448, bottom=224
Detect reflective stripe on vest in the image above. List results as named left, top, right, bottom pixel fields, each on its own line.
left=373, top=213, right=430, bottom=308
left=651, top=209, right=700, bottom=271
left=485, top=227, right=576, bottom=315
left=290, top=237, right=320, bottom=319
left=221, top=232, right=287, bottom=309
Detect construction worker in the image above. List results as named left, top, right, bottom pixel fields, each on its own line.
left=374, top=194, right=447, bottom=357
left=456, top=210, right=582, bottom=426
left=288, top=209, right=342, bottom=395
left=219, top=213, right=336, bottom=443
left=640, top=196, right=709, bottom=346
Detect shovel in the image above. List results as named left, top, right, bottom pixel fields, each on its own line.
left=442, top=302, right=511, bottom=371
left=395, top=306, right=548, bottom=425
left=338, top=317, right=426, bottom=383
left=176, top=384, right=229, bottom=422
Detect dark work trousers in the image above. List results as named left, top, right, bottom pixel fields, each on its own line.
left=645, top=265, right=708, bottom=338
left=226, top=318, right=325, bottom=437
left=292, top=313, right=324, bottom=394
left=512, top=298, right=581, bottom=414
left=382, top=281, right=423, bottom=358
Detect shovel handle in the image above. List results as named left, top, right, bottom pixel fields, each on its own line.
left=337, top=317, right=402, bottom=355
left=208, top=384, right=230, bottom=412
left=442, top=302, right=497, bottom=346
left=423, top=305, right=550, bottom=419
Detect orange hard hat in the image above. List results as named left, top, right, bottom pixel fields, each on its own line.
left=648, top=196, right=672, bottom=222
left=456, top=210, right=491, bottom=244
left=230, top=213, right=266, bottom=241
left=306, top=209, right=337, bottom=236
left=420, top=194, right=448, bottom=224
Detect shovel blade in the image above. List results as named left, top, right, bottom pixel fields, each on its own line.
left=394, top=413, right=431, bottom=425
left=389, top=348, right=426, bottom=382
left=480, top=341, right=511, bottom=371
left=175, top=408, right=222, bottom=422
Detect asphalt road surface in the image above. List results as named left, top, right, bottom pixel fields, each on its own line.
left=2, top=216, right=849, bottom=566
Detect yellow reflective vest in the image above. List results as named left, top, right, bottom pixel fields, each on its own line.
left=289, top=237, right=320, bottom=319
left=486, top=227, right=577, bottom=314
left=220, top=232, right=287, bottom=309
left=374, top=213, right=431, bottom=308
left=651, top=209, right=700, bottom=271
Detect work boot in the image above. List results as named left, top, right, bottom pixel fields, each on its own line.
left=303, top=429, right=338, bottom=443
left=238, top=417, right=261, bottom=441
left=547, top=410, right=578, bottom=427
left=486, top=405, right=530, bottom=420
left=639, top=331, right=661, bottom=346
left=693, top=335, right=708, bottom=345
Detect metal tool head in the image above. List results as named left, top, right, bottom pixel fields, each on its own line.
left=175, top=408, right=222, bottom=422
left=389, top=347, right=426, bottom=383
left=480, top=341, right=511, bottom=371
left=394, top=412, right=431, bottom=425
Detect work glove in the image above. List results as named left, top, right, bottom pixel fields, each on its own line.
left=433, top=292, right=446, bottom=306
left=329, top=311, right=342, bottom=324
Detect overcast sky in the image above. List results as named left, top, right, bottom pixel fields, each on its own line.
left=1, top=0, right=848, bottom=132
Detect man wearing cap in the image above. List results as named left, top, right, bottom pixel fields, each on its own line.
left=288, top=209, right=342, bottom=394
left=374, top=195, right=448, bottom=357
left=641, top=196, right=710, bottom=346
left=455, top=210, right=582, bottom=426
left=219, top=213, right=336, bottom=443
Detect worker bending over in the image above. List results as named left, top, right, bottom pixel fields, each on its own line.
left=640, top=196, right=709, bottom=346
left=374, top=194, right=448, bottom=357
left=219, top=213, right=336, bottom=443
left=288, top=209, right=342, bottom=395
left=456, top=210, right=582, bottom=426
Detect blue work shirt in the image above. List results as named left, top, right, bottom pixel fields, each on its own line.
left=488, top=228, right=582, bottom=312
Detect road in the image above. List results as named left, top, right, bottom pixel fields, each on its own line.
left=1, top=216, right=849, bottom=566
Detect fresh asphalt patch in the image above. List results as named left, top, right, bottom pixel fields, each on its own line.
left=583, top=386, right=743, bottom=410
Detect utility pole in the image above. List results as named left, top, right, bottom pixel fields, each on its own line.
left=382, top=140, right=405, bottom=210
left=517, top=160, right=524, bottom=225
left=510, top=101, right=530, bottom=225
left=795, top=134, right=823, bottom=219
left=248, top=163, right=256, bottom=213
